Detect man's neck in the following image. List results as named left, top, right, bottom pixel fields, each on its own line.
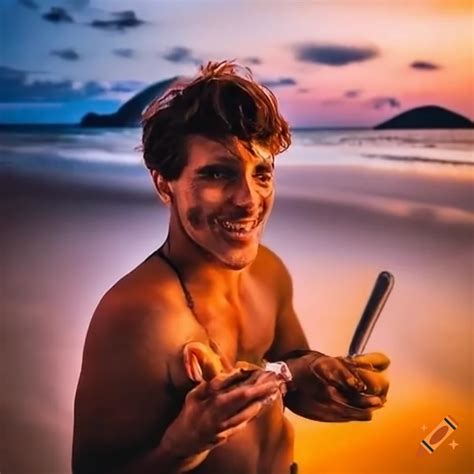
left=161, top=233, right=248, bottom=306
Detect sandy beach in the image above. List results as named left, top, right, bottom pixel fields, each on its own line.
left=2, top=156, right=473, bottom=473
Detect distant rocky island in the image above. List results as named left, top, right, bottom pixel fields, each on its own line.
left=80, top=77, right=178, bottom=127
left=79, top=86, right=472, bottom=130
left=375, top=105, right=473, bottom=130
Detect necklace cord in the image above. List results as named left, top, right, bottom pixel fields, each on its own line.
left=156, top=243, right=196, bottom=312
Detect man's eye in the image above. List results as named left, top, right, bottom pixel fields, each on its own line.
left=209, top=171, right=227, bottom=179
left=255, top=172, right=273, bottom=183
left=200, top=167, right=234, bottom=180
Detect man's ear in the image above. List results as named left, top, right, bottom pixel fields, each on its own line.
left=150, top=169, right=173, bottom=205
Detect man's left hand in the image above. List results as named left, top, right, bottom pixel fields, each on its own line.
left=282, top=350, right=390, bottom=422
left=348, top=352, right=390, bottom=400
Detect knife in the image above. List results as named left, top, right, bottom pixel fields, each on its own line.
left=348, top=271, right=394, bottom=357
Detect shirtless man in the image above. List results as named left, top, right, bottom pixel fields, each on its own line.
left=72, top=61, right=389, bottom=474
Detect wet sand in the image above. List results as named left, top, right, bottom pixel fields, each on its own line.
left=2, top=164, right=473, bottom=473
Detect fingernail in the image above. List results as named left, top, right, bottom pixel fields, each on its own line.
left=262, top=393, right=278, bottom=405
left=348, top=377, right=364, bottom=390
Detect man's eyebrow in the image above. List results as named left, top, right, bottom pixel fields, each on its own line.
left=255, top=161, right=274, bottom=172
left=209, top=155, right=275, bottom=172
left=196, top=158, right=238, bottom=167
left=194, top=162, right=238, bottom=174
left=210, top=155, right=274, bottom=168
left=208, top=155, right=239, bottom=163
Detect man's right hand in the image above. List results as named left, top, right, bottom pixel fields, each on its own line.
left=159, top=368, right=281, bottom=471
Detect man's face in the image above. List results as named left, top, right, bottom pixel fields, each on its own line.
left=168, top=135, right=275, bottom=270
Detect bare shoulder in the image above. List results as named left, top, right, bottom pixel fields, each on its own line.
left=253, top=244, right=293, bottom=299
left=72, top=255, right=196, bottom=472
left=82, top=256, right=191, bottom=366
left=254, top=244, right=289, bottom=273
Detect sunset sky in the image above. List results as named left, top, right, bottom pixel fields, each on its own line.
left=1, top=0, right=473, bottom=127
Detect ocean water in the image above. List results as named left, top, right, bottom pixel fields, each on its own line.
left=2, top=126, right=473, bottom=222
left=288, top=128, right=474, bottom=168
left=1, top=126, right=473, bottom=171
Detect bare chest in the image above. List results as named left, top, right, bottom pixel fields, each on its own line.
left=191, top=282, right=277, bottom=365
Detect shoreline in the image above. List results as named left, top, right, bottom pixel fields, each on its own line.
left=4, top=163, right=473, bottom=234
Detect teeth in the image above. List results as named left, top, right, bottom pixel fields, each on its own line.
left=217, top=219, right=259, bottom=233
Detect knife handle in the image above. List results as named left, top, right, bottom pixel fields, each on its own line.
left=348, top=271, right=394, bottom=357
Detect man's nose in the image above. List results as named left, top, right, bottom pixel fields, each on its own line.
left=229, top=174, right=259, bottom=211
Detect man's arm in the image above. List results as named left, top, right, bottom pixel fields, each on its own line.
left=72, top=294, right=191, bottom=474
left=263, top=250, right=389, bottom=421
left=264, top=251, right=310, bottom=360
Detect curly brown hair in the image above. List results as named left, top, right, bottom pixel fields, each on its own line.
left=141, top=60, right=291, bottom=180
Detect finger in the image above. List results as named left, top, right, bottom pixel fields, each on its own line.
left=188, top=380, right=209, bottom=399
left=218, top=395, right=271, bottom=433
left=215, top=378, right=279, bottom=417
left=235, top=360, right=262, bottom=371
left=320, top=410, right=373, bottom=422
left=189, top=370, right=252, bottom=400
left=253, top=370, right=287, bottom=395
left=312, top=358, right=365, bottom=392
left=219, top=368, right=279, bottom=392
left=333, top=358, right=366, bottom=391
left=344, top=393, right=385, bottom=409
left=209, top=368, right=257, bottom=392
left=356, top=368, right=389, bottom=396
left=219, top=375, right=279, bottom=406
left=302, top=402, right=373, bottom=423
left=326, top=386, right=374, bottom=421
left=331, top=412, right=373, bottom=422
left=214, top=419, right=249, bottom=445
left=352, top=352, right=390, bottom=371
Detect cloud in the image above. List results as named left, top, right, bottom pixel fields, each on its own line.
left=109, top=80, right=145, bottom=93
left=0, top=66, right=29, bottom=83
left=0, top=66, right=145, bottom=102
left=0, top=67, right=102, bottom=102
left=113, top=48, right=136, bottom=59
left=344, top=89, right=361, bottom=99
left=67, top=0, right=90, bottom=9
left=90, top=11, right=145, bottom=31
left=298, top=88, right=310, bottom=94
left=18, top=0, right=39, bottom=10
left=410, top=60, right=441, bottom=71
left=294, top=43, right=379, bottom=66
left=320, top=99, right=343, bottom=106
left=42, top=7, right=74, bottom=23
left=163, top=46, right=201, bottom=65
left=50, top=48, right=80, bottom=61
left=242, top=57, right=262, bottom=65
left=262, top=77, right=297, bottom=88
left=369, top=96, right=401, bottom=110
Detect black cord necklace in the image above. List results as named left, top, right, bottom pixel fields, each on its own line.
left=156, top=244, right=196, bottom=314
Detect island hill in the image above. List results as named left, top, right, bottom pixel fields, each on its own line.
left=375, top=105, right=473, bottom=129
left=80, top=77, right=178, bottom=127
left=80, top=80, right=473, bottom=129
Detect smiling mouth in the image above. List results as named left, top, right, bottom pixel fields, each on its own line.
left=214, top=216, right=262, bottom=239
